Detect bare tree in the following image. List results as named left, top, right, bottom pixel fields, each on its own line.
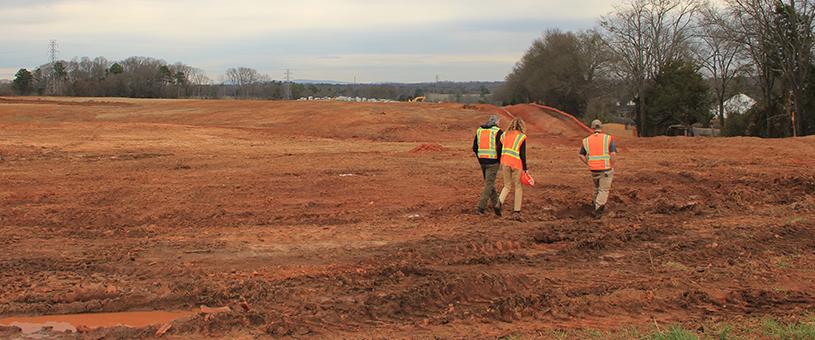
left=64, top=56, right=108, bottom=96
left=225, top=67, right=270, bottom=99
left=725, top=0, right=815, bottom=136
left=692, top=2, right=750, bottom=132
left=68, top=57, right=94, bottom=81
left=167, top=62, right=197, bottom=98
left=115, top=56, right=168, bottom=98
left=494, top=29, right=608, bottom=116
left=771, top=0, right=815, bottom=136
left=600, top=0, right=700, bottom=136
left=187, top=67, right=211, bottom=98
left=90, top=57, right=110, bottom=81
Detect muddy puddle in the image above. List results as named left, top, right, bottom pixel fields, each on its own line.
left=0, top=310, right=194, bottom=334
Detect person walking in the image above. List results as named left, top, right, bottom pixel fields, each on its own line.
left=498, top=117, right=528, bottom=221
left=578, top=119, right=617, bottom=218
left=472, top=115, right=503, bottom=216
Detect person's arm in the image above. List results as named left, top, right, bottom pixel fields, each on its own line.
left=610, top=152, right=617, bottom=169
left=520, top=140, right=527, bottom=170
left=578, top=145, right=588, bottom=165
left=495, top=131, right=503, bottom=156
left=472, top=134, right=479, bottom=154
left=608, top=138, right=617, bottom=168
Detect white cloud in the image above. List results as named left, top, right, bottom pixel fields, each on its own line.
left=0, top=0, right=614, bottom=82
left=5, top=0, right=611, bottom=40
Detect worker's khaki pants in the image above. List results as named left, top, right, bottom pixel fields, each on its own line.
left=591, top=169, right=613, bottom=210
left=499, top=165, right=523, bottom=212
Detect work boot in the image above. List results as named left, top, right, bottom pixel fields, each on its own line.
left=476, top=207, right=486, bottom=215
left=594, top=205, right=605, bottom=219
left=493, top=201, right=502, bottom=216
left=511, top=211, right=522, bottom=221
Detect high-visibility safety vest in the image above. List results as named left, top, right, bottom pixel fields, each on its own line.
left=583, top=132, right=612, bottom=171
left=500, top=130, right=526, bottom=170
left=475, top=126, right=501, bottom=159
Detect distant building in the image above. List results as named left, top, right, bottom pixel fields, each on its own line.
left=712, top=93, right=756, bottom=119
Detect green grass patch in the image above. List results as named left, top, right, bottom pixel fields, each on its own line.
left=762, top=315, right=815, bottom=339
left=787, top=217, right=809, bottom=223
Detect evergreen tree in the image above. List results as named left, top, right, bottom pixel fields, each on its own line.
left=643, top=60, right=711, bottom=136
left=12, top=68, right=33, bottom=95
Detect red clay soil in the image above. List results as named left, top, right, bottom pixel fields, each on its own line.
left=1, top=97, right=814, bottom=339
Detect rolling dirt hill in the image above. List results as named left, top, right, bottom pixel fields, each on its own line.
left=1, top=97, right=814, bottom=339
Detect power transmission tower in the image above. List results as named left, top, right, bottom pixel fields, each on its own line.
left=283, top=69, right=292, bottom=100
left=46, top=39, right=60, bottom=95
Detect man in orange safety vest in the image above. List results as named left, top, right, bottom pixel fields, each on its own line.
left=472, top=115, right=503, bottom=216
left=579, top=120, right=617, bottom=218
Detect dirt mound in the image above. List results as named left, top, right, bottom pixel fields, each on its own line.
left=1, top=97, right=814, bottom=339
left=501, top=104, right=590, bottom=140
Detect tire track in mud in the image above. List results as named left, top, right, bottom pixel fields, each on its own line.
left=168, top=216, right=814, bottom=335
left=3, top=214, right=815, bottom=337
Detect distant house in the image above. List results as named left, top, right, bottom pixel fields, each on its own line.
left=712, top=93, right=756, bottom=119
left=705, top=93, right=757, bottom=135
left=665, top=94, right=756, bottom=137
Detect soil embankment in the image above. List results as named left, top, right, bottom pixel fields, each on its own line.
left=1, top=97, right=814, bottom=339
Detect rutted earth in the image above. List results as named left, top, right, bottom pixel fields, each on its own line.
left=0, top=97, right=814, bottom=339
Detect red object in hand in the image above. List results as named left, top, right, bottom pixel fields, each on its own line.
left=521, top=171, right=535, bottom=186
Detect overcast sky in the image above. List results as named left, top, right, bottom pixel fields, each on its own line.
left=1, top=0, right=616, bottom=84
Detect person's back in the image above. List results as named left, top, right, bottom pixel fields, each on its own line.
left=472, top=115, right=503, bottom=216
left=475, top=125, right=502, bottom=164
left=500, top=130, right=526, bottom=170
left=578, top=120, right=617, bottom=218
left=498, top=117, right=528, bottom=221
left=583, top=133, right=613, bottom=171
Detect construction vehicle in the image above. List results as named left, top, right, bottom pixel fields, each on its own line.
left=410, top=96, right=426, bottom=103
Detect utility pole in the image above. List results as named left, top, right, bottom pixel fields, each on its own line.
left=284, top=69, right=292, bottom=100
left=46, top=39, right=59, bottom=95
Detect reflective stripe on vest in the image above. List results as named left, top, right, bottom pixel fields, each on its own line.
left=500, top=130, right=526, bottom=169
left=583, top=133, right=611, bottom=171
left=476, top=126, right=500, bottom=159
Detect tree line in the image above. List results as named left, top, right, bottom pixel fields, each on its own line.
left=493, top=0, right=815, bottom=137
left=7, top=56, right=209, bottom=99
left=2, top=55, right=502, bottom=104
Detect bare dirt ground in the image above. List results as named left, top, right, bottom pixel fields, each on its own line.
left=0, top=97, right=814, bottom=339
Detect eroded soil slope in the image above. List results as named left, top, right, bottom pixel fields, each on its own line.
left=1, top=97, right=814, bottom=339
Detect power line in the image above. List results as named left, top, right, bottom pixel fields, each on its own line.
left=47, top=39, right=59, bottom=64
left=46, top=39, right=59, bottom=95
left=284, top=69, right=292, bottom=101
